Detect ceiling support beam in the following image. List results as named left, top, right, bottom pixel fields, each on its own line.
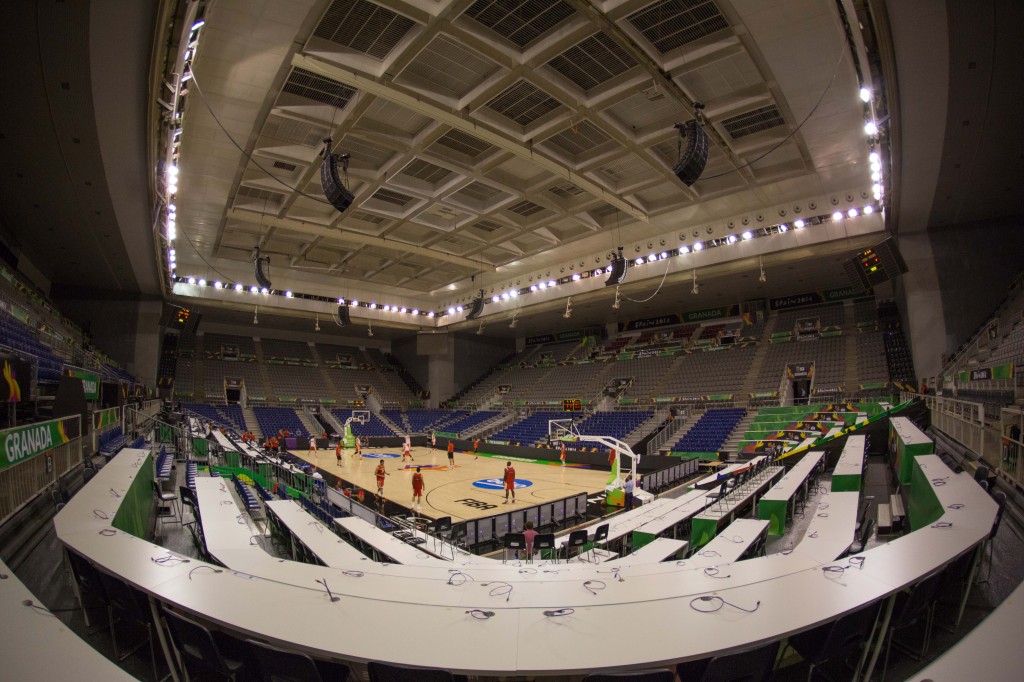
left=227, top=208, right=496, bottom=272
left=291, top=53, right=649, bottom=224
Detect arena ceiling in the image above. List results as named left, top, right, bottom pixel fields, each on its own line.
left=0, top=0, right=1019, bottom=343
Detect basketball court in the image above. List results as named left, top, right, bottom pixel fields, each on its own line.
left=291, top=445, right=611, bottom=522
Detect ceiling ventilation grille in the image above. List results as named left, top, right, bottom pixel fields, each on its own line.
left=236, top=186, right=284, bottom=202
left=628, top=0, right=729, bottom=54
left=486, top=80, right=562, bottom=126
left=314, top=0, right=415, bottom=60
left=401, top=159, right=453, bottom=184
left=371, top=188, right=416, bottom=206
left=547, top=33, right=637, bottom=91
left=351, top=211, right=385, bottom=224
left=282, top=68, right=357, bottom=109
left=721, top=105, right=786, bottom=139
left=549, top=182, right=585, bottom=199
left=546, top=121, right=610, bottom=157
left=272, top=161, right=298, bottom=172
left=474, top=219, right=504, bottom=233
left=262, top=117, right=330, bottom=147
left=458, top=182, right=504, bottom=202
left=507, top=200, right=546, bottom=217
left=464, top=0, right=576, bottom=49
left=434, top=129, right=493, bottom=158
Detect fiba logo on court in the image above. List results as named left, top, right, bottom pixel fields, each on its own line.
left=472, top=478, right=532, bottom=490
left=361, top=452, right=400, bottom=459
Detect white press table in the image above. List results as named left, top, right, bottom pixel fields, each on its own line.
left=688, top=519, right=770, bottom=567
left=757, top=451, right=824, bottom=534
left=0, top=558, right=136, bottom=681
left=607, top=538, right=688, bottom=566
left=53, top=448, right=998, bottom=678
left=266, top=499, right=368, bottom=566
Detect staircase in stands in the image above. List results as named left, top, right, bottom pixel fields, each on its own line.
left=738, top=313, right=779, bottom=398
left=722, top=410, right=758, bottom=454
left=242, top=405, right=262, bottom=439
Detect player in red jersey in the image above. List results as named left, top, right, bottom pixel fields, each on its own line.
left=503, top=462, right=516, bottom=504
left=375, top=461, right=388, bottom=498
left=411, top=467, right=424, bottom=511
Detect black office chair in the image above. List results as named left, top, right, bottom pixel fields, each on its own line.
left=163, top=608, right=246, bottom=680
left=584, top=669, right=675, bottom=681
left=503, top=532, right=526, bottom=563
left=67, top=550, right=112, bottom=630
left=565, top=529, right=588, bottom=562
left=367, top=660, right=453, bottom=681
left=880, top=570, right=945, bottom=679
left=973, top=464, right=989, bottom=484
left=152, top=479, right=180, bottom=533
left=676, top=639, right=779, bottom=681
left=706, top=481, right=729, bottom=513
left=247, top=638, right=350, bottom=682
left=535, top=533, right=556, bottom=563
left=844, top=519, right=874, bottom=557
left=784, top=600, right=880, bottom=681
left=979, top=490, right=1007, bottom=582
left=590, top=523, right=610, bottom=562
left=96, top=569, right=163, bottom=679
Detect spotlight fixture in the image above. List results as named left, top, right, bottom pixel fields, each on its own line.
left=563, top=297, right=573, bottom=319
left=794, top=219, right=806, bottom=229
left=252, top=246, right=272, bottom=290
left=847, top=208, right=859, bottom=218
left=475, top=322, right=484, bottom=335
left=832, top=211, right=844, bottom=221
left=758, top=256, right=767, bottom=283
left=253, top=306, right=258, bottom=325
left=509, top=313, right=518, bottom=329
left=612, top=285, right=621, bottom=310
left=672, top=105, right=709, bottom=186
left=198, top=278, right=206, bottom=286
left=314, top=314, right=320, bottom=332
left=691, top=270, right=699, bottom=295
left=864, top=205, right=874, bottom=215
left=250, top=286, right=258, bottom=294
left=605, top=246, right=627, bottom=287
left=367, top=321, right=374, bottom=337
left=864, top=120, right=878, bottom=136
left=859, top=87, right=871, bottom=102
left=319, top=138, right=354, bottom=213
left=680, top=245, right=690, bottom=254
left=214, top=281, right=222, bottom=289
left=693, top=241, right=703, bottom=251
left=741, top=231, right=753, bottom=240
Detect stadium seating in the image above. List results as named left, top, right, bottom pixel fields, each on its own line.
left=669, top=408, right=746, bottom=453
left=491, top=411, right=567, bottom=446
left=253, top=407, right=310, bottom=440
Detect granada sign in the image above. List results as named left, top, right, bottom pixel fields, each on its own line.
left=0, top=417, right=73, bottom=471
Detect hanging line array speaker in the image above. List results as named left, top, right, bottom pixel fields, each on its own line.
left=320, top=137, right=354, bottom=213
left=334, top=305, right=351, bottom=327
left=673, top=119, right=709, bottom=187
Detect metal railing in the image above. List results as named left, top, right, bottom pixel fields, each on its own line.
left=0, top=414, right=83, bottom=523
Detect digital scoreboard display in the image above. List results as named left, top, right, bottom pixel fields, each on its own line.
left=173, top=307, right=191, bottom=328
left=562, top=398, right=582, bottom=412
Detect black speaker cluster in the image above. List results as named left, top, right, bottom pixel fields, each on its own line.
left=465, top=290, right=486, bottom=321
left=673, top=120, right=709, bottom=187
left=320, top=138, right=354, bottom=213
left=605, top=247, right=628, bottom=287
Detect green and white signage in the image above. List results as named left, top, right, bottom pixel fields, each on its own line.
left=0, top=417, right=74, bottom=471
left=65, top=367, right=100, bottom=400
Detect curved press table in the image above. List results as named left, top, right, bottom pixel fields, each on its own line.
left=52, top=448, right=997, bottom=678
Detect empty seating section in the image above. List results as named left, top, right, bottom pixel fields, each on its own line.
left=264, top=363, right=329, bottom=400
left=253, top=407, right=309, bottom=439
left=878, top=301, right=915, bottom=381
left=332, top=410, right=397, bottom=438
left=698, top=323, right=725, bottom=340
left=260, top=338, right=312, bottom=360
left=173, top=357, right=196, bottom=396
left=205, top=359, right=264, bottom=399
left=618, top=356, right=676, bottom=397
left=0, top=312, right=65, bottom=382
left=670, top=408, right=746, bottom=453
left=183, top=403, right=245, bottom=431
left=656, top=346, right=757, bottom=397
left=574, top=410, right=653, bottom=441
left=775, top=303, right=845, bottom=331
left=491, top=411, right=566, bottom=445
left=399, top=408, right=459, bottom=432
left=854, top=298, right=879, bottom=324
left=205, top=332, right=256, bottom=357
left=857, top=331, right=890, bottom=384
left=442, top=410, right=499, bottom=436
left=755, top=336, right=846, bottom=391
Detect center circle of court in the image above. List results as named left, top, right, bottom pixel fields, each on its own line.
left=472, top=478, right=533, bottom=490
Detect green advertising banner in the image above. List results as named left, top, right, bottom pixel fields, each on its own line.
left=92, top=406, right=121, bottom=430
left=0, top=417, right=74, bottom=471
left=683, top=305, right=738, bottom=323
left=65, top=367, right=100, bottom=400
left=959, top=363, right=1015, bottom=383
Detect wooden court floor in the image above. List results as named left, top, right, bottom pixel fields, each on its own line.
left=290, top=445, right=610, bottom=522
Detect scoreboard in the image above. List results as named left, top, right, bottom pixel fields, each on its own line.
left=173, top=307, right=191, bottom=328
left=562, top=398, right=582, bottom=412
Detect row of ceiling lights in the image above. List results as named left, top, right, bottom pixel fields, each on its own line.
left=173, top=202, right=877, bottom=323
